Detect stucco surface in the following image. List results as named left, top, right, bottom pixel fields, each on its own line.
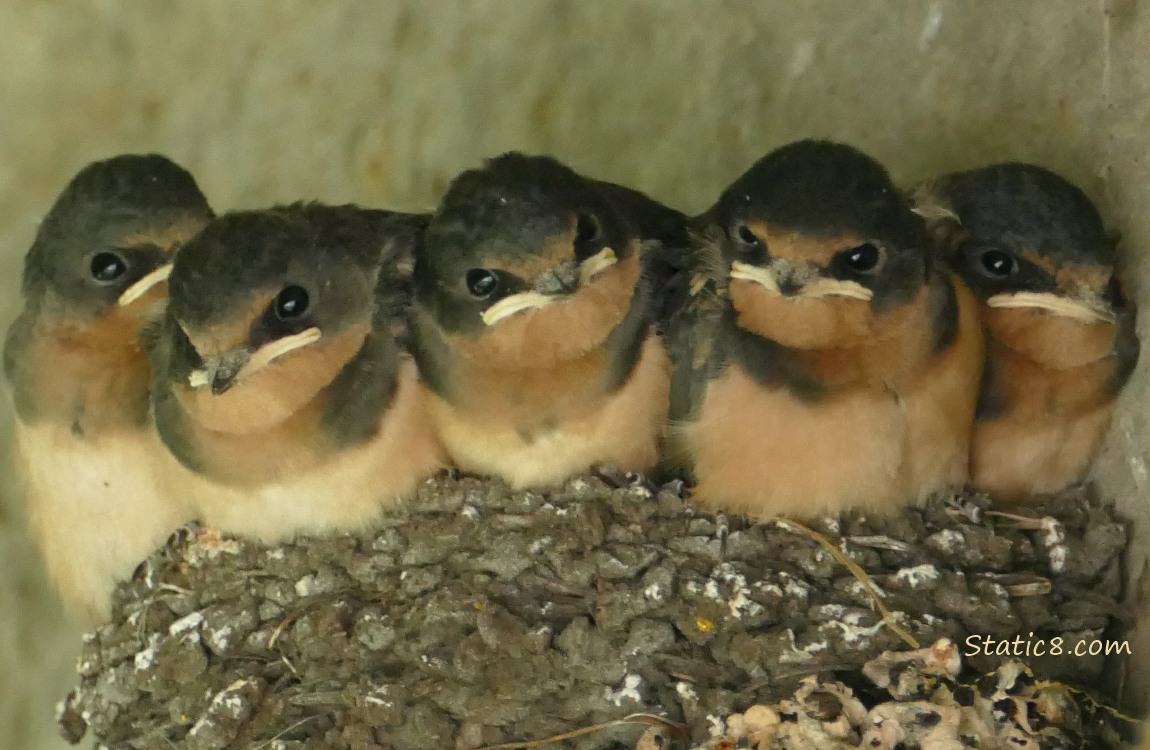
left=0, top=3, right=1143, bottom=748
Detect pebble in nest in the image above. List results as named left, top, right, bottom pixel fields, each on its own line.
left=59, top=471, right=1131, bottom=750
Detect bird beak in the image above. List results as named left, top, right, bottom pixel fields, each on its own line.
left=187, top=327, right=323, bottom=394
left=118, top=264, right=173, bottom=307
left=729, top=261, right=782, bottom=293
left=798, top=277, right=875, bottom=301
left=729, top=260, right=873, bottom=302
left=578, top=247, right=618, bottom=286
left=986, top=291, right=1116, bottom=324
left=480, top=292, right=555, bottom=326
left=479, top=248, right=619, bottom=327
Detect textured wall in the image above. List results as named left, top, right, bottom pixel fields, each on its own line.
left=0, top=2, right=1143, bottom=748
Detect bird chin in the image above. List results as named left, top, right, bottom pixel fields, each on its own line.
left=986, top=291, right=1115, bottom=325
left=480, top=292, right=556, bottom=326
left=117, top=264, right=174, bottom=307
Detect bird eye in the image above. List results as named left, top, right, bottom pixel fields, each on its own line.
left=466, top=268, right=499, bottom=298
left=90, top=252, right=127, bottom=283
left=980, top=250, right=1017, bottom=278
left=734, top=223, right=760, bottom=248
left=838, top=243, right=883, bottom=274
left=274, top=285, right=310, bottom=319
left=575, top=213, right=600, bottom=246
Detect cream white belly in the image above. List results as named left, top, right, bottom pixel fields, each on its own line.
left=13, top=421, right=191, bottom=623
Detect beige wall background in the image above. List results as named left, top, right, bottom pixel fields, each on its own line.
left=1, top=2, right=1146, bottom=748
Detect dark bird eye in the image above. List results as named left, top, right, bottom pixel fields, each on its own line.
left=734, top=223, right=760, bottom=247
left=980, top=250, right=1018, bottom=278
left=90, top=252, right=127, bottom=283
left=840, top=243, right=882, bottom=273
left=275, top=285, right=310, bottom=319
left=575, top=213, right=600, bottom=245
left=466, top=269, right=499, bottom=298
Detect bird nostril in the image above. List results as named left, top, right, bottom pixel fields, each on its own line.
left=535, top=261, right=579, bottom=295
left=777, top=276, right=803, bottom=296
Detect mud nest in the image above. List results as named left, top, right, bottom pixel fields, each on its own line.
left=59, top=473, right=1133, bottom=750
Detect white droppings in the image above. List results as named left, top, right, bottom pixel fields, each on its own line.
left=823, top=618, right=885, bottom=646
left=363, top=685, right=394, bottom=708
left=756, top=581, right=784, bottom=597
left=461, top=505, right=480, bottom=521
left=169, top=611, right=204, bottom=638
left=675, top=681, right=698, bottom=702
left=813, top=604, right=847, bottom=620
left=539, top=503, right=570, bottom=517
left=529, top=536, right=551, bottom=554
left=698, top=564, right=765, bottom=619
left=894, top=564, right=940, bottom=588
left=643, top=583, right=664, bottom=601
left=781, top=576, right=811, bottom=600
left=605, top=674, right=643, bottom=706
left=918, top=3, right=944, bottom=49
left=778, top=628, right=828, bottom=664
left=295, top=574, right=322, bottom=597
left=822, top=517, right=841, bottom=535
left=1039, top=517, right=1068, bottom=573
left=206, top=623, right=236, bottom=652
left=627, top=485, right=653, bottom=500
left=927, top=529, right=965, bottom=553
left=706, top=714, right=727, bottom=737
left=266, top=549, right=286, bottom=562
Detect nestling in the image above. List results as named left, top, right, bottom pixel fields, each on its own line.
left=3, top=153, right=212, bottom=622
left=668, top=140, right=984, bottom=519
left=916, top=163, right=1139, bottom=502
left=408, top=152, right=686, bottom=488
left=150, top=203, right=444, bottom=541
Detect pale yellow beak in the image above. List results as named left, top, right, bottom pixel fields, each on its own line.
left=479, top=292, right=555, bottom=326
left=729, top=260, right=873, bottom=301
left=578, top=247, right=617, bottom=286
left=729, top=261, right=781, bottom=294
left=188, top=327, right=322, bottom=393
left=480, top=247, right=619, bottom=327
left=118, top=264, right=173, bottom=306
left=986, top=291, right=1116, bottom=325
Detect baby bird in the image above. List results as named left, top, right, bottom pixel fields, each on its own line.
left=408, top=152, right=686, bottom=488
left=916, top=163, right=1139, bottom=502
left=3, top=154, right=212, bottom=622
left=668, top=140, right=984, bottom=519
left=150, top=203, right=444, bottom=541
